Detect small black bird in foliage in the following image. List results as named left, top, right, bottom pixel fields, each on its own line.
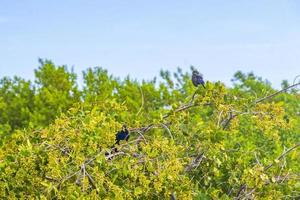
left=115, top=124, right=130, bottom=145
left=106, top=125, right=130, bottom=156
left=192, top=70, right=205, bottom=88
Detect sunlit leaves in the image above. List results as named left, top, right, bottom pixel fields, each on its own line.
left=0, top=64, right=299, bottom=199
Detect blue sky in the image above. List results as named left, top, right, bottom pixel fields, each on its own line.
left=1, top=0, right=300, bottom=88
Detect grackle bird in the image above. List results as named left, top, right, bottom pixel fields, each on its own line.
left=192, top=70, right=205, bottom=88
left=105, top=125, right=130, bottom=158
left=115, top=124, right=130, bottom=145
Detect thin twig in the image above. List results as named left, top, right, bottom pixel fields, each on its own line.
left=293, top=74, right=300, bottom=85
left=85, top=170, right=97, bottom=189
left=81, top=164, right=86, bottom=191
left=163, top=102, right=211, bottom=119
left=85, top=149, right=104, bottom=165
left=136, top=86, right=144, bottom=116
left=217, top=110, right=224, bottom=128
left=161, top=123, right=174, bottom=140
left=189, top=91, right=197, bottom=104
left=129, top=124, right=154, bottom=133
left=137, top=131, right=147, bottom=143
left=254, top=152, right=262, bottom=167
left=45, top=176, right=58, bottom=182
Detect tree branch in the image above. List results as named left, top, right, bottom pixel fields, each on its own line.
left=234, top=142, right=300, bottom=199
left=105, top=151, right=127, bottom=160
left=264, top=143, right=300, bottom=171
left=255, top=82, right=300, bottom=104
left=160, top=123, right=174, bottom=140
left=185, top=152, right=205, bottom=172
left=163, top=102, right=211, bottom=119
left=223, top=82, right=300, bottom=129
left=85, top=170, right=97, bottom=190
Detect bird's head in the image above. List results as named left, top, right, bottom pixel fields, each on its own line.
left=192, top=70, right=200, bottom=76
left=122, top=124, right=127, bottom=131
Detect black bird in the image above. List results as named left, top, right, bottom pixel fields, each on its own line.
left=115, top=124, right=130, bottom=145
left=105, top=125, right=130, bottom=157
left=192, top=70, right=205, bottom=88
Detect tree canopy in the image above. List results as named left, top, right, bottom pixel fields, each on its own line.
left=0, top=60, right=299, bottom=199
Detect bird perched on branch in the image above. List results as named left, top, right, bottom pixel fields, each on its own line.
left=192, top=70, right=206, bottom=88
left=115, top=124, right=130, bottom=145
left=105, top=125, right=130, bottom=158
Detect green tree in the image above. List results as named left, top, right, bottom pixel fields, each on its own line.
left=0, top=64, right=299, bottom=199
left=31, top=59, right=81, bottom=127
left=0, top=76, right=34, bottom=136
left=82, top=67, right=119, bottom=102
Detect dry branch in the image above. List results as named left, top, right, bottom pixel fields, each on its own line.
left=264, top=143, right=300, bottom=171
left=235, top=142, right=300, bottom=199
left=185, top=152, right=205, bottom=172
left=223, top=82, right=300, bottom=129
left=255, top=82, right=300, bottom=104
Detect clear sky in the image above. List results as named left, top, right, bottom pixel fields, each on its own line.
left=1, top=0, right=300, bottom=88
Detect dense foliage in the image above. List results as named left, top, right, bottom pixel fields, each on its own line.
left=0, top=60, right=299, bottom=199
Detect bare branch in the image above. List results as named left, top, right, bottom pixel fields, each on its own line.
left=255, top=82, right=300, bottom=104
left=105, top=151, right=127, bottom=160
left=293, top=74, right=300, bottom=85
left=45, top=176, right=58, bottom=182
left=235, top=184, right=247, bottom=199
left=217, top=110, right=224, bottom=128
left=254, top=152, right=262, bottom=167
left=222, top=82, right=300, bottom=129
left=222, top=111, right=237, bottom=130
left=189, top=91, right=197, bottom=104
left=264, top=143, right=300, bottom=171
left=129, top=124, right=154, bottom=133
left=85, top=170, right=97, bottom=190
left=185, top=152, right=205, bottom=172
left=170, top=192, right=176, bottom=200
left=264, top=174, right=300, bottom=185
left=136, top=131, right=147, bottom=144
left=81, top=164, right=86, bottom=191
left=163, top=102, right=211, bottom=119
